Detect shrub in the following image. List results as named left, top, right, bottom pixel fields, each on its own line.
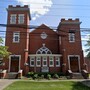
left=36, top=72, right=48, bottom=78
left=53, top=74, right=59, bottom=79
left=33, top=74, right=38, bottom=79
left=41, top=75, right=44, bottom=79
left=26, top=72, right=34, bottom=78
left=28, top=72, right=34, bottom=77
left=47, top=74, right=51, bottom=80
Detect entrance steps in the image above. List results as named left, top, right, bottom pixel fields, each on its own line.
left=72, top=73, right=83, bottom=79
left=7, top=72, right=18, bottom=79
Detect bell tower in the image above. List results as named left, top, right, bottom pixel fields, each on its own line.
left=5, top=5, right=31, bottom=74
left=58, top=18, right=85, bottom=73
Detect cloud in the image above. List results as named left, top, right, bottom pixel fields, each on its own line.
left=16, top=0, right=53, bottom=20
left=81, top=34, right=90, bottom=41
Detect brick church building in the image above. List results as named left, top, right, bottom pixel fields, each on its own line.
left=0, top=5, right=86, bottom=75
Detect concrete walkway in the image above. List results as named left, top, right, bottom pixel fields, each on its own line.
left=0, top=79, right=17, bottom=90
left=81, top=80, right=90, bottom=87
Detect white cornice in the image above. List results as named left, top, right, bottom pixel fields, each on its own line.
left=29, top=54, right=62, bottom=57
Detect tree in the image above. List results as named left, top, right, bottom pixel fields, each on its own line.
left=85, top=35, right=90, bottom=59
left=0, top=37, right=11, bottom=58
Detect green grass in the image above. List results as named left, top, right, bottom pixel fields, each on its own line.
left=4, top=81, right=90, bottom=90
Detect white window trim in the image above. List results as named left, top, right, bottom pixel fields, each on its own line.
left=18, top=14, right=24, bottom=24
left=36, top=57, right=41, bottom=67
left=49, top=57, right=54, bottom=67
left=10, top=14, right=16, bottom=24
left=30, top=57, right=35, bottom=67
left=13, top=32, right=20, bottom=43
left=42, top=57, right=47, bottom=67
left=55, top=57, right=60, bottom=67
left=68, top=55, right=81, bottom=72
left=9, top=55, right=21, bottom=72
left=69, top=33, right=75, bottom=42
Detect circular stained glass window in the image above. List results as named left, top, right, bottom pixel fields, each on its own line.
left=41, top=32, right=47, bottom=39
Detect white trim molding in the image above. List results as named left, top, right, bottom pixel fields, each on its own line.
left=30, top=56, right=35, bottom=67
left=49, top=56, right=54, bottom=67
left=36, top=56, right=41, bottom=67
left=55, top=56, right=60, bottom=67
left=13, top=32, right=20, bottom=43
left=42, top=56, right=47, bottom=67
left=29, top=54, right=62, bottom=57
left=68, top=55, right=81, bottom=72
left=18, top=14, right=24, bottom=24
left=10, top=14, right=16, bottom=24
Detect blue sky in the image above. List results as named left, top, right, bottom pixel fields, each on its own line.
left=0, top=0, right=90, bottom=56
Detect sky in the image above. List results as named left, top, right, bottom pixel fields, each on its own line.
left=0, top=0, right=90, bottom=56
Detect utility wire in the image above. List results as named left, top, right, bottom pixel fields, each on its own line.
left=0, top=24, right=90, bottom=32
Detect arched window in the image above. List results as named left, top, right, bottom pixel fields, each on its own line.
left=36, top=44, right=52, bottom=54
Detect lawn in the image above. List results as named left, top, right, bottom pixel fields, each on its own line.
left=4, top=80, right=90, bottom=90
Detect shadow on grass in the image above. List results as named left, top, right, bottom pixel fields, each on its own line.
left=71, top=81, right=90, bottom=90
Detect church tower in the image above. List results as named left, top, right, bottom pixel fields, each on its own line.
left=5, top=5, right=31, bottom=74
left=58, top=19, right=85, bottom=73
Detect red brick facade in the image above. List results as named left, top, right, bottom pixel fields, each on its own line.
left=85, top=58, right=90, bottom=73
left=0, top=5, right=86, bottom=75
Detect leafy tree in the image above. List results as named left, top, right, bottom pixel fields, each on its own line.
left=85, top=35, right=90, bottom=59
left=0, top=37, right=11, bottom=58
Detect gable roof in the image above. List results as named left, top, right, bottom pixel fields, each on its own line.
left=30, top=24, right=57, bottom=34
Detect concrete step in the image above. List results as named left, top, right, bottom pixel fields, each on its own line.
left=8, top=72, right=18, bottom=79
left=72, top=73, right=83, bottom=79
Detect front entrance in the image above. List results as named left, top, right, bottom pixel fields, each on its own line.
left=10, top=59, right=19, bottom=72
left=9, top=55, right=20, bottom=72
left=69, top=56, right=80, bottom=72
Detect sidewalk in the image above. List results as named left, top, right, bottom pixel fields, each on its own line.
left=81, top=79, right=90, bottom=87
left=0, top=79, right=17, bottom=90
